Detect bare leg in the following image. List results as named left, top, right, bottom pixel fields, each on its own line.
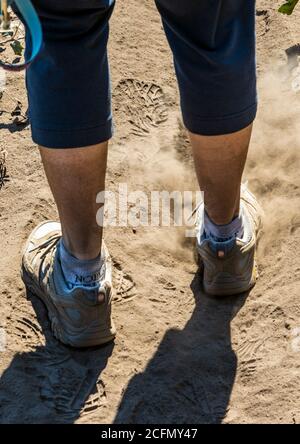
left=39, top=142, right=108, bottom=261
left=189, top=125, right=252, bottom=225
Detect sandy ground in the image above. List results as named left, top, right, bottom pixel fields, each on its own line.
left=0, top=0, right=300, bottom=424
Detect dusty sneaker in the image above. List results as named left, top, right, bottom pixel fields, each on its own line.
left=21, top=221, right=116, bottom=347
left=195, top=184, right=263, bottom=296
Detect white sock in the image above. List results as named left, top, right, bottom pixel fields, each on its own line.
left=204, top=210, right=244, bottom=242
left=59, top=240, right=104, bottom=288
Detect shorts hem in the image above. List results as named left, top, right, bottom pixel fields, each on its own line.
left=183, top=103, right=257, bottom=136
left=31, top=120, right=113, bottom=148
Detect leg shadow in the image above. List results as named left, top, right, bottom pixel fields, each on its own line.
left=0, top=120, right=30, bottom=133
left=0, top=288, right=114, bottom=424
left=114, top=272, right=248, bottom=424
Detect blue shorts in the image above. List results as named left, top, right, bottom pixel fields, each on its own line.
left=24, top=0, right=257, bottom=148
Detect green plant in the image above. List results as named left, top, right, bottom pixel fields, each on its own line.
left=279, top=0, right=299, bottom=15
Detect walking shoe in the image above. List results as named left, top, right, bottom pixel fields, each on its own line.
left=195, top=184, right=263, bottom=296
left=21, top=221, right=116, bottom=347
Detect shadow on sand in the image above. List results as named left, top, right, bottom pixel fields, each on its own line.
left=114, top=272, right=248, bottom=424
left=0, top=272, right=248, bottom=424
left=0, top=288, right=114, bottom=424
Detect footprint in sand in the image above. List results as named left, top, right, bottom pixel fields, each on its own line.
left=237, top=338, right=265, bottom=382
left=256, top=10, right=270, bottom=37
left=80, top=379, right=106, bottom=417
left=7, top=303, right=45, bottom=351
left=39, top=366, right=98, bottom=417
left=112, top=261, right=136, bottom=303
left=235, top=304, right=287, bottom=381
left=114, top=79, right=168, bottom=137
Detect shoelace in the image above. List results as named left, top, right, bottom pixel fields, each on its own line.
left=30, top=233, right=60, bottom=286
